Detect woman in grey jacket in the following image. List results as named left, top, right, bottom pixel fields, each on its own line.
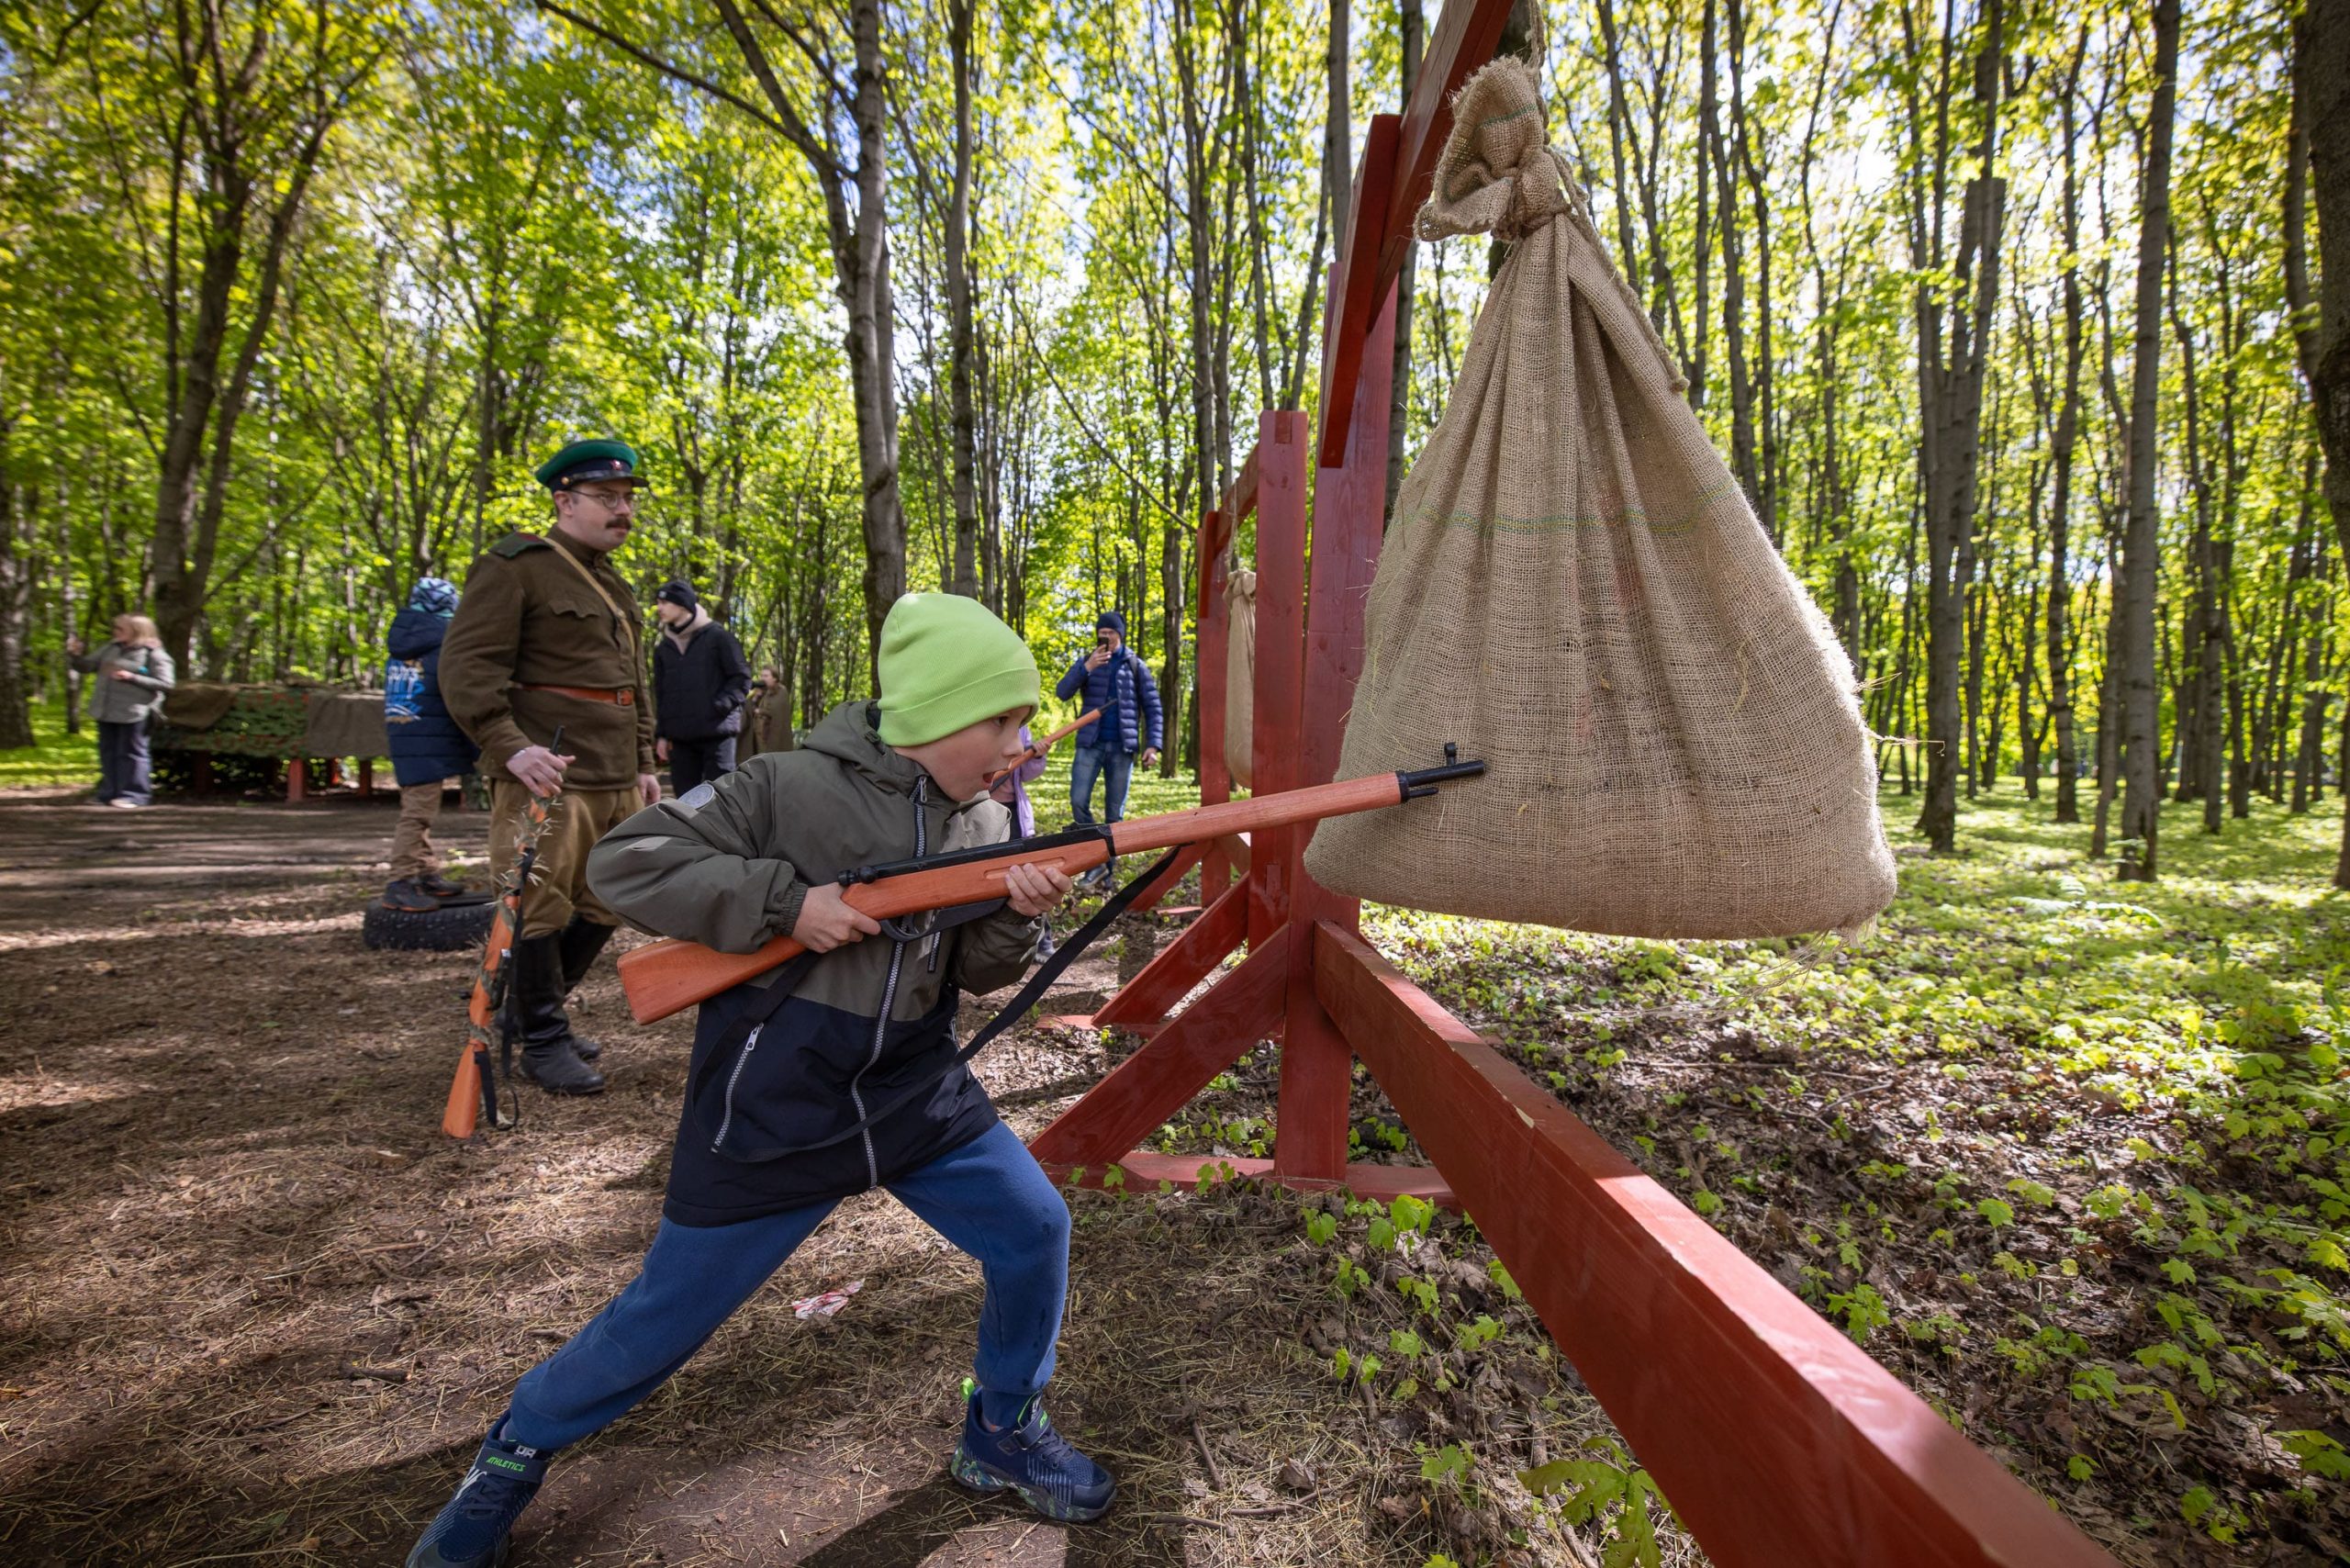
left=67, top=614, right=175, bottom=808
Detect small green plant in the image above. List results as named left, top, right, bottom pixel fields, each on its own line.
left=1519, top=1437, right=1666, bottom=1568
left=1417, top=1441, right=1472, bottom=1486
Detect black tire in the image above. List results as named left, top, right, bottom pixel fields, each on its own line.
left=363, top=897, right=496, bottom=952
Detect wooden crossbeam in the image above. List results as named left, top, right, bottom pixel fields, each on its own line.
left=1091, top=879, right=1248, bottom=1030
left=1027, top=924, right=1289, bottom=1172
left=1054, top=1149, right=1452, bottom=1205
left=1315, top=115, right=1401, bottom=469
left=1313, top=922, right=2121, bottom=1568
left=1317, top=0, right=1518, bottom=465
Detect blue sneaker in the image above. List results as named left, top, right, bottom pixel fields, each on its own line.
left=406, top=1424, right=551, bottom=1568
left=950, top=1386, right=1116, bottom=1522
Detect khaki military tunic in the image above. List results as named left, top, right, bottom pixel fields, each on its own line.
left=441, top=530, right=657, bottom=935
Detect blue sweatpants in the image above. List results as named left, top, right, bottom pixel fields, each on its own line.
left=501, top=1122, right=1069, bottom=1450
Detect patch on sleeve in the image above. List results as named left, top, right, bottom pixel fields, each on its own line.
left=621, top=834, right=673, bottom=852
left=677, top=782, right=719, bottom=813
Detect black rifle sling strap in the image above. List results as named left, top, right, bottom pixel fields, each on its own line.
left=696, top=847, right=1181, bottom=1163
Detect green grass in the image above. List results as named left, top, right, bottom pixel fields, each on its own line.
left=1028, top=747, right=1206, bottom=828
left=1356, top=786, right=2350, bottom=1555
left=0, top=702, right=98, bottom=788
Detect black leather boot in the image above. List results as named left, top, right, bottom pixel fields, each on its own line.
left=554, top=918, right=618, bottom=1062
left=506, top=934, right=604, bottom=1095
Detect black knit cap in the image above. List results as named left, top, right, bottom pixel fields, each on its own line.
left=655, top=580, right=699, bottom=610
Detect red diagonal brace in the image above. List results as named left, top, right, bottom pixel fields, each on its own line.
left=1092, top=879, right=1248, bottom=1030
left=1027, top=924, right=1289, bottom=1172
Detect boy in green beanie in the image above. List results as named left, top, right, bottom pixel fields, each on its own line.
left=406, top=594, right=1113, bottom=1568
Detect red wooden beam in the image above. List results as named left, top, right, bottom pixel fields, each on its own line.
left=1276, top=275, right=1400, bottom=1181
left=1312, top=923, right=2121, bottom=1568
left=1117, top=839, right=1204, bottom=919
left=1051, top=1148, right=1453, bottom=1207
left=1245, top=412, right=1309, bottom=950
left=1197, top=505, right=1235, bottom=906
left=1317, top=0, right=1516, bottom=464
left=1091, top=879, right=1248, bottom=1030
left=1026, top=924, right=1288, bottom=1172
left=1315, top=115, right=1401, bottom=468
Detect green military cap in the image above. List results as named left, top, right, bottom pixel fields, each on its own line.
left=535, top=438, right=651, bottom=491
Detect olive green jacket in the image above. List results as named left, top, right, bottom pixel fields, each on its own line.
left=439, top=530, right=657, bottom=789
left=587, top=700, right=1040, bottom=1019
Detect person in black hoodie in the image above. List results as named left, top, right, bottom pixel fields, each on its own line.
left=381, top=577, right=479, bottom=909
left=650, top=580, right=752, bottom=797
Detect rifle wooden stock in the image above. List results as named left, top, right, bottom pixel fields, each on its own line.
left=616, top=767, right=1429, bottom=1025
left=983, top=708, right=1101, bottom=785
left=442, top=745, right=562, bottom=1139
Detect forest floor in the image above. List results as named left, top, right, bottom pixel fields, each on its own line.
left=0, top=772, right=2343, bottom=1567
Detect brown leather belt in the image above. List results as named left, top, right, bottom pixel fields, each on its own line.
left=516, top=683, right=635, bottom=706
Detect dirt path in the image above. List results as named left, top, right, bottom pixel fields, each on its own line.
left=0, top=790, right=1606, bottom=1568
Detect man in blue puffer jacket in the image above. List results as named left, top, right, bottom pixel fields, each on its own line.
left=1053, top=610, right=1161, bottom=887
left=383, top=577, right=481, bottom=910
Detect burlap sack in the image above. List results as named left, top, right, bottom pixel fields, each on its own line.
left=1304, top=59, right=1894, bottom=939
left=1225, top=567, right=1257, bottom=789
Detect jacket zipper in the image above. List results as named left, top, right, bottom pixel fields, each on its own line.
left=711, top=1022, right=764, bottom=1154
left=847, top=775, right=924, bottom=1188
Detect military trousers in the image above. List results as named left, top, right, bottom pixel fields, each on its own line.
left=489, top=779, right=640, bottom=938
left=388, top=780, right=445, bottom=881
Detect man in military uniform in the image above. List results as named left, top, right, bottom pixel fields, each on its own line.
left=440, top=439, right=664, bottom=1096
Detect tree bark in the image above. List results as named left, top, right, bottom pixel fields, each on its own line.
left=2046, top=28, right=2089, bottom=823
left=1384, top=0, right=1424, bottom=531
left=2115, top=0, right=2180, bottom=882
left=2290, top=0, right=2350, bottom=883
left=1912, top=0, right=2007, bottom=854
left=946, top=0, right=980, bottom=599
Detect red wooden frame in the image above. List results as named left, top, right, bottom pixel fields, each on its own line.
left=1031, top=2, right=2123, bottom=1558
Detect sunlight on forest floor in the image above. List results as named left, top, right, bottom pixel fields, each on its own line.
left=1309, top=786, right=2350, bottom=1563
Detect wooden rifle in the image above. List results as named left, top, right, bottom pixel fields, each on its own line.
left=614, top=747, right=1485, bottom=1025
left=441, top=732, right=564, bottom=1138
left=982, top=708, right=1100, bottom=785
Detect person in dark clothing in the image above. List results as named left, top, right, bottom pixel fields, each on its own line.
left=651, top=580, right=753, bottom=797
left=1052, top=610, right=1161, bottom=886
left=403, top=594, right=1113, bottom=1568
left=382, top=578, right=481, bottom=910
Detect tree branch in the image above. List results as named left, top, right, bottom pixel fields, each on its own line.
left=532, top=0, right=789, bottom=140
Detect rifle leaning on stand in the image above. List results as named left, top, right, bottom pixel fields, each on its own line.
left=616, top=746, right=1487, bottom=1025
left=441, top=734, right=564, bottom=1138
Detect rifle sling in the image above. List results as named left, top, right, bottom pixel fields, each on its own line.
left=695, top=847, right=1182, bottom=1164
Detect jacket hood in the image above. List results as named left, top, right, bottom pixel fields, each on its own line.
left=803, top=700, right=923, bottom=799
left=803, top=699, right=995, bottom=809
left=661, top=604, right=711, bottom=651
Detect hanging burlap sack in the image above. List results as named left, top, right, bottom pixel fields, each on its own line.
left=1225, top=567, right=1258, bottom=789
left=1304, top=58, right=1894, bottom=939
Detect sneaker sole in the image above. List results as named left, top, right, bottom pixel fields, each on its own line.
left=949, top=1445, right=1113, bottom=1523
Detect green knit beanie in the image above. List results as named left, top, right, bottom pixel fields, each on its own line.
left=876, top=593, right=1040, bottom=747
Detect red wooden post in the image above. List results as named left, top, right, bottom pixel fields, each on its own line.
left=285, top=757, right=307, bottom=802
left=1196, top=506, right=1234, bottom=909
left=1245, top=413, right=1307, bottom=951
left=1027, top=925, right=1290, bottom=1172
left=360, top=756, right=375, bottom=796
left=1273, top=127, right=1402, bottom=1181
